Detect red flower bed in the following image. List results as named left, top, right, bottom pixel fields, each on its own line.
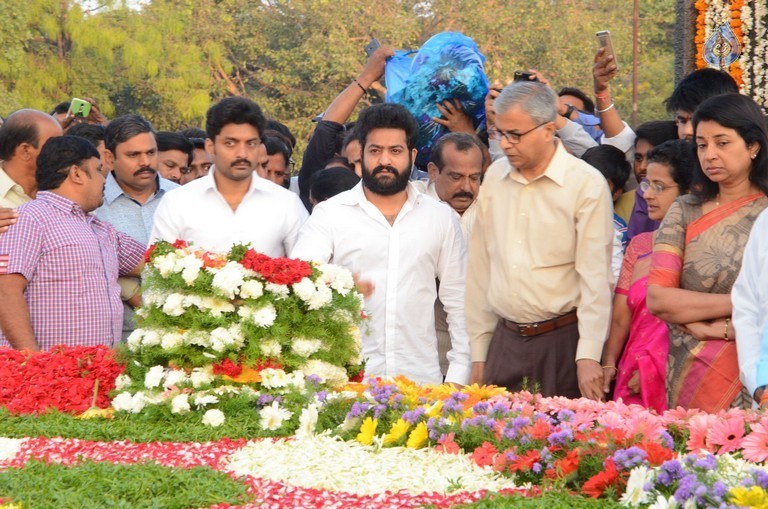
left=0, top=346, right=124, bottom=415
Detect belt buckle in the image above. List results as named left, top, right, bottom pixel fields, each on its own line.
left=519, top=322, right=539, bottom=337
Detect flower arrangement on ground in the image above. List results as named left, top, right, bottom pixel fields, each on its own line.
left=111, top=240, right=366, bottom=425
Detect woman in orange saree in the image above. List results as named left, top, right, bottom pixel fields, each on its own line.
left=647, top=94, right=768, bottom=412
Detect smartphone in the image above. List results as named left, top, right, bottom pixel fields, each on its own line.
left=68, top=98, right=92, bottom=118
left=364, top=38, right=381, bottom=57
left=513, top=71, right=538, bottom=82
left=596, top=30, right=618, bottom=70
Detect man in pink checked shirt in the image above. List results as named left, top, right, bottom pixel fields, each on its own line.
left=0, top=136, right=144, bottom=351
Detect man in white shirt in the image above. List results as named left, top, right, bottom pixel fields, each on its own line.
left=291, top=103, right=471, bottom=386
left=150, top=97, right=308, bottom=255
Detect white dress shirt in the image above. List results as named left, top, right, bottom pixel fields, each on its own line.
left=733, top=208, right=768, bottom=401
left=291, top=182, right=472, bottom=385
left=149, top=167, right=308, bottom=256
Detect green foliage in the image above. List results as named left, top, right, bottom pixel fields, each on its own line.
left=0, top=460, right=252, bottom=508
left=439, top=490, right=624, bottom=508
left=0, top=0, right=676, bottom=140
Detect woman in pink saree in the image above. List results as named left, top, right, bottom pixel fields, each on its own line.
left=647, top=94, right=768, bottom=412
left=602, top=140, right=694, bottom=411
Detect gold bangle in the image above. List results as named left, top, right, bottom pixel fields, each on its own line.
left=602, top=365, right=617, bottom=371
left=724, top=318, right=731, bottom=341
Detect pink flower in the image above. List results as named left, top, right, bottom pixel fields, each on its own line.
left=742, top=422, right=768, bottom=462
left=706, top=415, right=745, bottom=454
left=622, top=413, right=665, bottom=442
left=686, top=414, right=718, bottom=453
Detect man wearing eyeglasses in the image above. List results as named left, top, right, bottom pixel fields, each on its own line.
left=466, top=81, right=615, bottom=401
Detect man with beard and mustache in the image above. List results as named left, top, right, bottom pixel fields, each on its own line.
left=150, top=97, right=307, bottom=254
left=0, top=136, right=144, bottom=351
left=292, top=103, right=471, bottom=386
left=95, top=114, right=179, bottom=340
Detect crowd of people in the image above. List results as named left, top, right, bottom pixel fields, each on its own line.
left=1, top=42, right=767, bottom=414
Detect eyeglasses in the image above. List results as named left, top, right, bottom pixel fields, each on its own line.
left=640, top=179, right=677, bottom=194
left=489, top=121, right=550, bottom=144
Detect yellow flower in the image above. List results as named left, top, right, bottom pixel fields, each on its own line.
left=730, top=486, right=768, bottom=508
left=356, top=416, right=378, bottom=445
left=406, top=421, right=429, bottom=449
left=75, top=407, right=115, bottom=420
left=383, top=418, right=411, bottom=445
left=425, top=400, right=443, bottom=418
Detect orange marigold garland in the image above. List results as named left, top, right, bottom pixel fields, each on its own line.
left=694, top=0, right=745, bottom=88
left=695, top=0, right=709, bottom=69
left=730, top=0, right=745, bottom=86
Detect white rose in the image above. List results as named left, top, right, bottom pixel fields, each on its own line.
left=202, top=409, right=226, bottom=427
left=239, top=279, right=264, bottom=300
left=170, top=393, right=191, bottom=414
left=144, top=365, right=166, bottom=389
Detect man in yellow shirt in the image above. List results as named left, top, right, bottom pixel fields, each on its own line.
left=466, top=81, right=614, bottom=400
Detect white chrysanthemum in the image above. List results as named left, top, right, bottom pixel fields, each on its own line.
left=163, top=369, right=187, bottom=389
left=621, top=465, right=654, bottom=507
left=202, top=296, right=236, bottom=317
left=259, top=401, right=293, bottom=431
left=141, top=330, right=161, bottom=347
left=114, top=374, right=132, bottom=390
left=211, top=261, right=247, bottom=299
left=126, top=329, right=143, bottom=351
left=162, top=293, right=186, bottom=316
left=144, top=365, right=166, bottom=389
left=316, top=263, right=355, bottom=295
left=307, top=284, right=333, bottom=310
left=252, top=304, right=277, bottom=328
left=265, top=282, right=290, bottom=299
left=193, top=394, right=220, bottom=407
left=190, top=367, right=214, bottom=388
left=261, top=339, right=281, bottom=357
left=160, top=332, right=184, bottom=350
left=239, top=279, right=264, bottom=300
left=155, top=252, right=181, bottom=277
left=286, top=371, right=306, bottom=392
left=291, top=338, right=323, bottom=357
left=292, top=277, right=316, bottom=302
left=170, top=393, right=191, bottom=414
left=647, top=494, right=680, bottom=509
left=141, top=288, right=167, bottom=307
left=301, top=359, right=348, bottom=387
left=187, top=331, right=212, bottom=348
left=260, top=368, right=290, bottom=389
left=202, top=409, right=226, bottom=427
left=294, top=404, right=318, bottom=439
left=210, top=327, right=235, bottom=353
left=111, top=391, right=147, bottom=413
left=176, top=254, right=204, bottom=285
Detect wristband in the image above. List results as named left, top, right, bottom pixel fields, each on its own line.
left=596, top=102, right=615, bottom=114
left=353, top=79, right=367, bottom=94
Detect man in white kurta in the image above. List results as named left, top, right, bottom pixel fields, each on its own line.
left=291, top=103, right=471, bottom=385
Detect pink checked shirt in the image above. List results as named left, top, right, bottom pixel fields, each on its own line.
left=0, top=191, right=144, bottom=350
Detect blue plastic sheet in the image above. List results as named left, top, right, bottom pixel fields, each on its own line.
left=385, top=32, right=489, bottom=169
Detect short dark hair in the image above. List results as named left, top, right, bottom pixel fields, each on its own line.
left=355, top=103, right=419, bottom=151
left=634, top=120, right=679, bottom=148
left=309, top=167, right=360, bottom=205
left=691, top=93, right=768, bottom=201
left=266, top=119, right=296, bottom=149
left=205, top=97, right=266, bottom=141
left=581, top=145, right=631, bottom=191
left=324, top=156, right=354, bottom=171
left=646, top=140, right=696, bottom=194
left=67, top=123, right=105, bottom=148
left=263, top=134, right=291, bottom=166
left=104, top=114, right=154, bottom=153
left=178, top=127, right=207, bottom=149
left=558, top=87, right=596, bottom=115
left=49, top=101, right=71, bottom=116
left=664, top=68, right=739, bottom=114
left=0, top=116, right=39, bottom=160
left=430, top=132, right=485, bottom=172
left=156, top=131, right=194, bottom=166
left=36, top=135, right=99, bottom=191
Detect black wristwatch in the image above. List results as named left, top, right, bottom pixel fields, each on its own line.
left=561, top=104, right=576, bottom=119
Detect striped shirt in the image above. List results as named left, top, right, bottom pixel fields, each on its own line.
left=0, top=191, right=144, bottom=350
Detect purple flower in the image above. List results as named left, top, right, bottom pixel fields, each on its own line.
left=657, top=459, right=684, bottom=486
left=257, top=394, right=275, bottom=405
left=752, top=469, right=768, bottom=490
left=612, top=446, right=648, bottom=471
left=314, top=390, right=328, bottom=403
left=402, top=407, right=426, bottom=425
left=472, top=401, right=490, bottom=414
left=547, top=428, right=573, bottom=447
left=346, top=401, right=371, bottom=419
left=306, top=374, right=322, bottom=385
left=660, top=430, right=675, bottom=449
left=556, top=409, right=575, bottom=422
left=442, top=398, right=464, bottom=414
left=692, top=454, right=717, bottom=471
left=673, top=473, right=699, bottom=501
left=532, top=462, right=542, bottom=473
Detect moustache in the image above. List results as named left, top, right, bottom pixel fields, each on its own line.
left=230, top=159, right=252, bottom=168
left=372, top=165, right=399, bottom=176
left=133, top=166, right=156, bottom=177
left=452, top=191, right=474, bottom=200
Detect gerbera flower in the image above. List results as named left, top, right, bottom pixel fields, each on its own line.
left=742, top=422, right=768, bottom=462
left=582, top=458, right=620, bottom=498
left=383, top=418, right=411, bottom=445
left=729, top=486, right=768, bottom=507
left=356, top=416, right=378, bottom=445
left=406, top=422, right=428, bottom=449
left=706, top=415, right=745, bottom=454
